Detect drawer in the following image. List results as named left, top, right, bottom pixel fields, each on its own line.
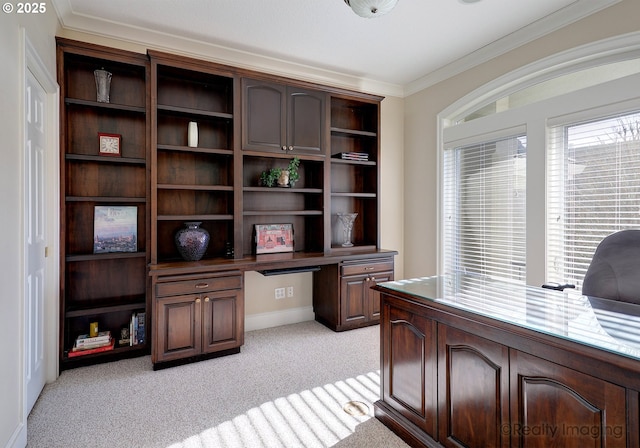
left=156, top=274, right=242, bottom=297
left=341, top=258, right=394, bottom=276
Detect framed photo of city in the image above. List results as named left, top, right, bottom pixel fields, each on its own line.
left=93, top=206, right=138, bottom=254
left=254, top=224, right=294, bottom=254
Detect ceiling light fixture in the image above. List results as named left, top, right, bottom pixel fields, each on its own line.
left=344, top=0, right=398, bottom=18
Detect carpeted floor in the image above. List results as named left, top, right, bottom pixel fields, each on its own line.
left=27, top=321, right=409, bottom=448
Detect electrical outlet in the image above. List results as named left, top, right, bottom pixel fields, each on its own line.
left=287, top=286, right=294, bottom=297
left=275, top=287, right=285, bottom=300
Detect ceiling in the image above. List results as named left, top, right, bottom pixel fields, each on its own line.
left=51, top=0, right=620, bottom=96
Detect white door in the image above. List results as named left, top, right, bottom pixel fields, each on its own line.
left=25, top=68, right=47, bottom=413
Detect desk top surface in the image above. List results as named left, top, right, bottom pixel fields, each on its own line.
left=377, top=273, right=640, bottom=362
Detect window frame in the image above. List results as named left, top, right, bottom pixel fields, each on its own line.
left=438, top=36, right=640, bottom=287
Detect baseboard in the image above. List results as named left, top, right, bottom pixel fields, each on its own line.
left=245, top=306, right=314, bottom=332
left=6, top=421, right=26, bottom=448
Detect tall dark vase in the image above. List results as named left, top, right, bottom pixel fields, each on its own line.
left=175, top=221, right=210, bottom=261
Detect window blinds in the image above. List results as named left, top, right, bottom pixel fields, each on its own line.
left=547, top=111, right=640, bottom=289
left=443, top=135, right=527, bottom=283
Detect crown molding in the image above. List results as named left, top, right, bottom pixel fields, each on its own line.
left=51, top=0, right=405, bottom=97
left=404, top=0, right=623, bottom=97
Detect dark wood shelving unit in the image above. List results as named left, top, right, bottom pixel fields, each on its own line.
left=58, top=39, right=394, bottom=369
left=57, top=38, right=151, bottom=370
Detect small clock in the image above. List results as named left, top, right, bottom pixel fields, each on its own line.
left=98, top=133, right=121, bottom=156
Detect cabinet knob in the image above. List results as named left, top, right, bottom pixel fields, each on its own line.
left=204, top=297, right=210, bottom=302
left=282, top=146, right=287, bottom=151
left=371, top=277, right=376, bottom=282
left=195, top=298, right=201, bottom=304
left=288, top=145, right=293, bottom=151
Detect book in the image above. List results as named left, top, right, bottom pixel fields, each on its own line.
left=75, top=331, right=112, bottom=347
left=68, top=339, right=115, bottom=358
left=333, top=152, right=369, bottom=161
left=136, top=312, right=145, bottom=345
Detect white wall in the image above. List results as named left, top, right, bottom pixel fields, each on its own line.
left=0, top=9, right=59, bottom=448
left=403, top=0, right=640, bottom=278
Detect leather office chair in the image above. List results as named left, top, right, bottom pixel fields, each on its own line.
left=580, top=229, right=640, bottom=304
left=542, top=229, right=640, bottom=303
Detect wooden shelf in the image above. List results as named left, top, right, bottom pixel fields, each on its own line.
left=243, top=187, right=323, bottom=194
left=65, top=196, right=146, bottom=203
left=65, top=154, right=146, bottom=165
left=330, top=127, right=377, bottom=138
left=331, top=158, right=377, bottom=167
left=65, top=300, right=146, bottom=318
left=65, top=97, right=146, bottom=114
left=157, top=214, right=234, bottom=221
left=331, top=192, right=377, bottom=198
left=243, top=210, right=323, bottom=216
left=156, top=144, right=233, bottom=156
left=66, top=252, right=147, bottom=262
left=157, top=184, right=233, bottom=191
left=158, top=104, right=233, bottom=120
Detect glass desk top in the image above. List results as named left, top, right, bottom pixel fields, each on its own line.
left=378, top=274, right=640, bottom=362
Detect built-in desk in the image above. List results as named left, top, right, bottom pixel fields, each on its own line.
left=374, top=274, right=640, bottom=448
left=148, top=249, right=396, bottom=369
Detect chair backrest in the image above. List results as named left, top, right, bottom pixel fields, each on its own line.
left=582, top=229, right=640, bottom=304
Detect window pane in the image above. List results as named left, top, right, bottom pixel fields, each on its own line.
left=547, top=111, right=640, bottom=289
left=443, top=135, right=526, bottom=283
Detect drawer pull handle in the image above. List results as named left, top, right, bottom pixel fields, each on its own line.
left=195, top=283, right=209, bottom=289
left=364, top=267, right=375, bottom=271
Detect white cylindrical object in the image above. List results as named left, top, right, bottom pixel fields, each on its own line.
left=188, top=121, right=198, bottom=147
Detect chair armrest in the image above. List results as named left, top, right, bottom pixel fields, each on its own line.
left=542, top=282, right=576, bottom=291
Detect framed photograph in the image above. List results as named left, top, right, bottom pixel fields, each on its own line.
left=98, top=132, right=121, bottom=156
left=93, top=206, right=138, bottom=253
left=255, top=224, right=294, bottom=254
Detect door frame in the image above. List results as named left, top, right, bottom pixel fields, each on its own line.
left=22, top=28, right=59, bottom=418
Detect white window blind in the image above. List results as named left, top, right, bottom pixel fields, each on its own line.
left=547, top=111, right=640, bottom=289
left=443, top=135, right=527, bottom=283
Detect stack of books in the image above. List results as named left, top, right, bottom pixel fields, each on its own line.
left=333, top=152, right=369, bottom=161
left=68, top=331, right=114, bottom=357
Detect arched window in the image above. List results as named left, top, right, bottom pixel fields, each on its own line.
left=439, top=33, right=640, bottom=288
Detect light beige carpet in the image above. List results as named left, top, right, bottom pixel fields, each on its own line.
left=27, top=320, right=409, bottom=448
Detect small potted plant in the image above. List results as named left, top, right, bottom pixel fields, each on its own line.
left=259, top=157, right=300, bottom=188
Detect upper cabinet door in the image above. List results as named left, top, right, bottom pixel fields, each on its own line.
left=287, top=86, right=326, bottom=155
left=242, top=79, right=286, bottom=153
left=242, top=78, right=326, bottom=155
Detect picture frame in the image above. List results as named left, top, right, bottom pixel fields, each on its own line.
left=98, top=132, right=121, bottom=156
left=93, top=206, right=138, bottom=253
left=255, top=224, right=294, bottom=254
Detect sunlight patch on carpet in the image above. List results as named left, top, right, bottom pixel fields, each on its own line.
left=166, top=371, right=381, bottom=448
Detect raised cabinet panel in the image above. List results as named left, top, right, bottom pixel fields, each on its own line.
left=155, top=294, right=202, bottom=363
left=341, top=275, right=368, bottom=325
left=242, top=80, right=286, bottom=152
left=382, top=301, right=438, bottom=437
left=510, top=350, right=627, bottom=448
left=438, top=325, right=510, bottom=448
left=287, top=88, right=325, bottom=154
left=202, top=289, right=244, bottom=353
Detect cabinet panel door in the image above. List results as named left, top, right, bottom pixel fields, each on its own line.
left=287, top=87, right=326, bottom=154
left=242, top=79, right=286, bottom=153
left=367, top=271, right=393, bottom=320
left=438, top=325, right=510, bottom=448
left=341, top=274, right=368, bottom=327
left=154, top=294, right=202, bottom=362
left=510, top=350, right=626, bottom=448
left=382, top=300, right=438, bottom=437
left=202, top=289, right=243, bottom=353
